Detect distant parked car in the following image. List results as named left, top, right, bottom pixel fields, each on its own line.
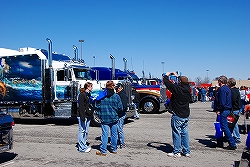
left=0, top=110, right=14, bottom=153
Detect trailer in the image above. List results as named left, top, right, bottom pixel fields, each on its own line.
left=0, top=39, right=135, bottom=126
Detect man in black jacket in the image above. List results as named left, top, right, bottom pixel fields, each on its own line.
left=228, top=78, right=242, bottom=143
left=163, top=72, right=191, bottom=158
left=115, top=83, right=128, bottom=148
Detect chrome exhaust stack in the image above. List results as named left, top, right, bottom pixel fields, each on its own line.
left=73, top=45, right=78, bottom=61
left=110, top=54, right=115, bottom=80
left=46, top=38, right=53, bottom=68
left=123, top=57, right=127, bottom=71
left=43, top=38, right=55, bottom=116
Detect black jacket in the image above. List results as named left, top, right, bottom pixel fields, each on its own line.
left=117, top=89, right=128, bottom=118
left=163, top=76, right=191, bottom=118
left=77, top=91, right=91, bottom=121
left=231, top=87, right=242, bottom=111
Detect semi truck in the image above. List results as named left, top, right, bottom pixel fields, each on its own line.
left=0, top=39, right=135, bottom=126
left=90, top=60, right=168, bottom=114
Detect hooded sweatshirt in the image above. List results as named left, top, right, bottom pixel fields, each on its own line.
left=95, top=88, right=123, bottom=124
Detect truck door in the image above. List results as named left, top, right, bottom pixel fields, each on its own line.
left=55, top=69, right=72, bottom=100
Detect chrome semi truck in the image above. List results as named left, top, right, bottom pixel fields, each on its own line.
left=0, top=39, right=134, bottom=126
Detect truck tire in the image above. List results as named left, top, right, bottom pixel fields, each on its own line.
left=90, top=111, right=101, bottom=127
left=141, top=99, right=158, bottom=114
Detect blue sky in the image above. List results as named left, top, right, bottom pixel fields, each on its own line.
left=1, top=0, right=249, bottom=82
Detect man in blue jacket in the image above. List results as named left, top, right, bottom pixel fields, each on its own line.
left=95, top=80, right=123, bottom=156
left=163, top=72, right=191, bottom=158
left=214, top=75, right=236, bottom=150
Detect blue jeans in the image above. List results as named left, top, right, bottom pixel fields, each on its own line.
left=77, top=117, right=91, bottom=152
left=220, top=110, right=236, bottom=147
left=233, top=110, right=241, bottom=142
left=240, top=99, right=246, bottom=113
left=100, top=122, right=118, bottom=154
left=134, top=103, right=140, bottom=118
left=201, top=94, right=206, bottom=102
left=171, top=115, right=190, bottom=154
left=118, top=114, right=126, bottom=146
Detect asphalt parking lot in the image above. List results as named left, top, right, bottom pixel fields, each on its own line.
left=0, top=102, right=248, bottom=167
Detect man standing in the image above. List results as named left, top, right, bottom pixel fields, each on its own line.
left=200, top=87, right=207, bottom=102
left=228, top=78, right=241, bottom=143
left=95, top=80, right=123, bottom=156
left=163, top=72, right=191, bottom=158
left=115, top=83, right=128, bottom=148
left=132, top=86, right=140, bottom=119
left=214, top=75, right=236, bottom=150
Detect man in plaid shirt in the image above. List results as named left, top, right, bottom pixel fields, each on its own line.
left=95, top=80, right=123, bottom=156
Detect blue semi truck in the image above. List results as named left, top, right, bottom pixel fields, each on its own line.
left=90, top=65, right=167, bottom=114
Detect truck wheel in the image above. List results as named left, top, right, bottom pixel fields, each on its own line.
left=90, top=111, right=101, bottom=127
left=141, top=99, right=158, bottom=114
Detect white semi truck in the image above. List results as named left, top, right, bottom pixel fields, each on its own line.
left=0, top=39, right=134, bottom=126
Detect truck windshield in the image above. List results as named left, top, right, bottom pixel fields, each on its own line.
left=73, top=68, right=92, bottom=80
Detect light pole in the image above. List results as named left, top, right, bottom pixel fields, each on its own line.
left=206, top=69, right=209, bottom=78
left=79, top=39, right=84, bottom=61
left=161, top=62, right=165, bottom=73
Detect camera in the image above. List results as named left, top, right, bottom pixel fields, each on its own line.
left=169, top=74, right=178, bottom=83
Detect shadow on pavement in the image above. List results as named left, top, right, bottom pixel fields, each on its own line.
left=147, top=142, right=173, bottom=153
left=196, top=134, right=217, bottom=148
left=0, top=152, right=18, bottom=164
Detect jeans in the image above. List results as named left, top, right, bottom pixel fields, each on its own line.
left=171, top=115, right=190, bottom=154
left=100, top=122, right=118, bottom=154
left=233, top=110, right=241, bottom=142
left=134, top=103, right=140, bottom=118
left=118, top=114, right=126, bottom=146
left=220, top=110, right=236, bottom=147
left=240, top=99, right=246, bottom=114
left=77, top=117, right=91, bottom=152
left=201, top=94, right=206, bottom=102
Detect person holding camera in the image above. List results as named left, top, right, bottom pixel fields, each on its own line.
left=163, top=72, right=191, bottom=158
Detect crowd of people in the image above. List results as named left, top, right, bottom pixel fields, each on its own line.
left=75, top=75, right=250, bottom=157
left=202, top=77, right=250, bottom=150
left=76, top=81, right=140, bottom=156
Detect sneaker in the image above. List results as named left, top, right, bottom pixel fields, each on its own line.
left=84, top=147, right=91, bottom=153
left=96, top=151, right=106, bottom=156
left=110, top=151, right=117, bottom=154
left=120, top=144, right=126, bottom=149
left=183, top=153, right=190, bottom=157
left=224, top=145, right=237, bottom=150
left=167, top=152, right=181, bottom=158
left=235, top=140, right=241, bottom=144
